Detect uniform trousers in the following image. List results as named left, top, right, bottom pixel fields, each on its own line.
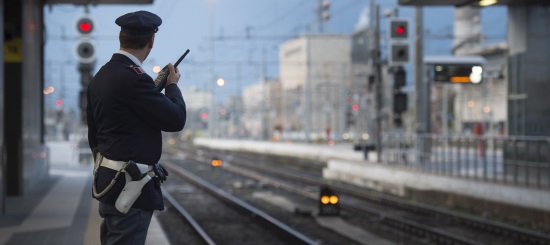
left=99, top=202, right=153, bottom=245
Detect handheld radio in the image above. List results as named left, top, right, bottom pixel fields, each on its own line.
left=153, top=49, right=190, bottom=92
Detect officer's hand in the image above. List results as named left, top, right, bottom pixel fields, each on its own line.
left=153, top=163, right=169, bottom=183
left=166, top=63, right=180, bottom=87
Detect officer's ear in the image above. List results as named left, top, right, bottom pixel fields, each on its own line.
left=148, top=34, right=155, bottom=49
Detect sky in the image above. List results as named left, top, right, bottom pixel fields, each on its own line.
left=43, top=0, right=507, bottom=114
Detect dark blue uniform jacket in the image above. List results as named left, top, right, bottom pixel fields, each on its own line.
left=87, top=53, right=186, bottom=210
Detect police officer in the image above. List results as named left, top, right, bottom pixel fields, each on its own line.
left=87, top=11, right=186, bottom=245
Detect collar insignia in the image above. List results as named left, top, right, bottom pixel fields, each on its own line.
left=133, top=66, right=144, bottom=74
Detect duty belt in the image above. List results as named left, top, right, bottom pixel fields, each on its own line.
left=92, top=153, right=155, bottom=199
left=100, top=157, right=154, bottom=173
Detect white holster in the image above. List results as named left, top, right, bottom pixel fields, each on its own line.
left=115, top=172, right=152, bottom=214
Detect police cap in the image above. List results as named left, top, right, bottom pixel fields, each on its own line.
left=115, top=11, right=162, bottom=35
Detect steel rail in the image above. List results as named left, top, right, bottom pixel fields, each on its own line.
left=163, top=161, right=320, bottom=245
left=161, top=186, right=217, bottom=245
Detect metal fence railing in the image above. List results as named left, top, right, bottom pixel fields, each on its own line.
left=382, top=133, right=550, bottom=189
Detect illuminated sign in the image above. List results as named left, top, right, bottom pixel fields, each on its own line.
left=433, top=64, right=483, bottom=84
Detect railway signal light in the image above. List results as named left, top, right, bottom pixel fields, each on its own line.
left=390, top=44, right=410, bottom=64
left=389, top=19, right=410, bottom=66
left=75, top=39, right=96, bottom=64
left=390, top=19, right=409, bottom=39
left=393, top=68, right=407, bottom=127
left=352, top=103, right=359, bottom=112
left=74, top=15, right=96, bottom=64
left=211, top=158, right=223, bottom=167
left=76, top=16, right=94, bottom=35
left=319, top=186, right=339, bottom=216
left=74, top=14, right=96, bottom=126
left=321, top=0, right=330, bottom=20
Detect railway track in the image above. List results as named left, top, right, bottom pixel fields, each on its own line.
left=166, top=146, right=550, bottom=245
left=160, top=160, right=319, bottom=245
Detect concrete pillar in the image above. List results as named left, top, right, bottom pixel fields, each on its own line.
left=507, top=5, right=550, bottom=136
left=453, top=6, right=481, bottom=55
left=0, top=0, right=5, bottom=212
left=4, top=0, right=46, bottom=196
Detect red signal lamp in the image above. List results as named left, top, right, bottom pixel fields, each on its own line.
left=79, top=22, right=91, bottom=32
left=396, top=26, right=405, bottom=35
left=76, top=16, right=94, bottom=35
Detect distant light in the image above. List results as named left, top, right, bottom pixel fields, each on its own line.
left=201, top=112, right=209, bottom=120
left=211, top=158, right=223, bottom=167
left=342, top=133, right=350, bottom=140
left=479, top=0, right=497, bottom=6
left=217, top=78, right=225, bottom=87
left=329, top=195, right=338, bottom=204
left=352, top=103, right=359, bottom=111
left=346, top=97, right=352, bottom=103
left=320, top=195, right=339, bottom=205
left=483, top=106, right=491, bottom=113
left=468, top=101, right=475, bottom=108
left=470, top=74, right=482, bottom=84
left=328, top=140, right=335, bottom=147
left=321, top=195, right=330, bottom=204
left=43, top=86, right=55, bottom=95
left=56, top=99, right=63, bottom=107
left=153, top=66, right=161, bottom=73
left=472, top=66, right=483, bottom=74
left=362, top=133, right=369, bottom=140
left=470, top=66, right=483, bottom=84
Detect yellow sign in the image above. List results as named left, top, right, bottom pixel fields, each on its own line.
left=4, top=38, right=22, bottom=63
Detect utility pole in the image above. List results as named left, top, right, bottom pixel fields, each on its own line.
left=208, top=0, right=215, bottom=138
left=304, top=37, right=312, bottom=143
left=414, top=7, right=425, bottom=135
left=414, top=7, right=430, bottom=163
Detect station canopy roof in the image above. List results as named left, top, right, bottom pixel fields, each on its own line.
left=424, top=55, right=486, bottom=65
left=398, top=0, right=548, bottom=6
left=45, top=0, right=153, bottom=4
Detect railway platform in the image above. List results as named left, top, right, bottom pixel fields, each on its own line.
left=0, top=165, right=170, bottom=245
